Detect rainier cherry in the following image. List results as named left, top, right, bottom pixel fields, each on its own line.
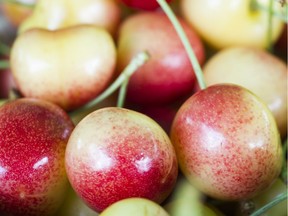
left=65, top=107, right=178, bottom=212
left=117, top=12, right=205, bottom=105
left=170, top=84, right=282, bottom=201
left=0, top=98, right=74, bottom=216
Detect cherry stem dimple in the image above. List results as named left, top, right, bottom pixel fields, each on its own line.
left=250, top=191, right=287, bottom=216
left=156, top=0, right=206, bottom=90
left=69, top=51, right=150, bottom=117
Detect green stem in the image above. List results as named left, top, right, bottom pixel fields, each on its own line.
left=156, top=0, right=206, bottom=90
left=0, top=60, right=10, bottom=69
left=0, top=0, right=35, bottom=8
left=266, top=0, right=274, bottom=52
left=117, top=77, right=129, bottom=108
left=0, top=43, right=11, bottom=56
left=250, top=191, right=287, bottom=216
left=69, top=51, right=150, bottom=117
left=250, top=0, right=287, bottom=23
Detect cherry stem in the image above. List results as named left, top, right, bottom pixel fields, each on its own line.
left=0, top=0, right=35, bottom=8
left=156, top=0, right=206, bottom=90
left=250, top=0, right=287, bottom=23
left=0, top=60, right=10, bottom=69
left=69, top=51, right=150, bottom=117
left=117, top=76, right=129, bottom=108
left=267, top=0, right=274, bottom=52
left=250, top=191, right=287, bottom=216
left=0, top=42, right=11, bottom=56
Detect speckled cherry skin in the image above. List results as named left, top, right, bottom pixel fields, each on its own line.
left=117, top=12, right=205, bottom=105
left=0, top=98, right=75, bottom=216
left=65, top=107, right=178, bottom=212
left=170, top=84, right=283, bottom=201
